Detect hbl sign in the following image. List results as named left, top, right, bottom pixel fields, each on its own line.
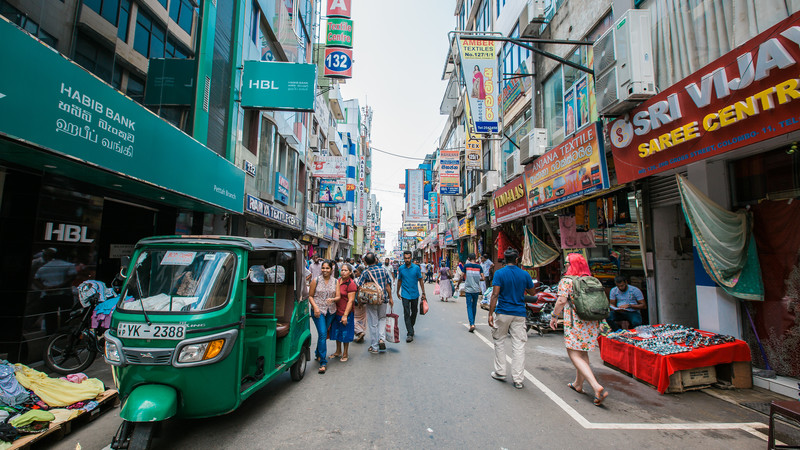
left=241, top=61, right=316, bottom=111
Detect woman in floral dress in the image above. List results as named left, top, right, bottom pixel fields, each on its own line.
left=549, top=253, right=608, bottom=406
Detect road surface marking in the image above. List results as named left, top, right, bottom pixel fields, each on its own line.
left=467, top=324, right=775, bottom=440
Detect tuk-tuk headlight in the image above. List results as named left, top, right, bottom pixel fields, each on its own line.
left=105, top=339, right=121, bottom=363
left=177, top=339, right=225, bottom=363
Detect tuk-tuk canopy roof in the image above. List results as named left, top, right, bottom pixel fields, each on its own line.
left=135, top=235, right=303, bottom=252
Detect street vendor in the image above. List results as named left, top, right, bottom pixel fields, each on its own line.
left=606, top=275, right=646, bottom=331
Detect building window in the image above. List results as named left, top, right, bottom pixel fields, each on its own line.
left=169, top=0, right=194, bottom=34
left=476, top=0, right=490, bottom=32
left=156, top=0, right=167, bottom=9
left=74, top=31, right=115, bottom=83
left=165, top=36, right=189, bottom=58
left=134, top=10, right=165, bottom=58
left=118, top=0, right=130, bottom=41
left=126, top=74, right=145, bottom=103
left=542, top=68, right=563, bottom=146
left=0, top=1, right=58, bottom=48
left=458, top=4, right=465, bottom=30
left=257, top=118, right=278, bottom=195
left=496, top=0, right=505, bottom=18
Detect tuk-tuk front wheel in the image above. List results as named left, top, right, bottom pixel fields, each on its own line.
left=290, top=345, right=308, bottom=381
left=129, top=422, right=155, bottom=450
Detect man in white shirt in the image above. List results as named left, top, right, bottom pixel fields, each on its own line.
left=309, top=256, right=323, bottom=280
left=480, top=254, right=494, bottom=293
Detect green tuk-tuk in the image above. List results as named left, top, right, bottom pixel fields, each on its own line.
left=104, top=236, right=311, bottom=449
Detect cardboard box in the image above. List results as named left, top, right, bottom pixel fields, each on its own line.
left=667, top=366, right=717, bottom=393
left=716, top=361, right=753, bottom=389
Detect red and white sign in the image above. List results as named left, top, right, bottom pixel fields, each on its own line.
left=324, top=48, right=353, bottom=78
left=610, top=12, right=800, bottom=184
left=492, top=175, right=527, bottom=224
left=327, top=0, right=351, bottom=18
left=311, top=155, right=346, bottom=178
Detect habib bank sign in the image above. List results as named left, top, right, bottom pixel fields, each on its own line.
left=610, top=12, right=800, bottom=183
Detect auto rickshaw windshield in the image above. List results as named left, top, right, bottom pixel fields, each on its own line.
left=118, top=249, right=237, bottom=313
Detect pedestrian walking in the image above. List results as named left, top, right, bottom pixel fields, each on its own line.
left=352, top=265, right=366, bottom=342
left=437, top=262, right=454, bottom=301
left=308, top=256, right=323, bottom=280
left=330, top=263, right=358, bottom=362
left=550, top=252, right=608, bottom=406
left=425, top=263, right=434, bottom=283
left=308, top=260, right=338, bottom=374
left=488, top=248, right=535, bottom=389
left=396, top=250, right=426, bottom=342
left=357, top=252, right=394, bottom=353
left=480, top=253, right=493, bottom=293
left=463, top=253, right=485, bottom=332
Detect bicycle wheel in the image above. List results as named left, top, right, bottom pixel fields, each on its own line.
left=43, top=331, right=97, bottom=374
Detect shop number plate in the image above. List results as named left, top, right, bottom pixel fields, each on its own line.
left=117, top=323, right=186, bottom=340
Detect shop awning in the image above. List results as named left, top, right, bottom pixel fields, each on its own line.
left=677, top=174, right=764, bottom=301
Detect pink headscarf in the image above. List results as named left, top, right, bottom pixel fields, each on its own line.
left=565, top=253, right=591, bottom=277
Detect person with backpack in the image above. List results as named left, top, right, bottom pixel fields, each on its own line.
left=550, top=253, right=609, bottom=406
left=488, top=248, right=536, bottom=389
left=356, top=253, right=394, bottom=354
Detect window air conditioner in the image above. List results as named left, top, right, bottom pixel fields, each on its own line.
left=521, top=128, right=548, bottom=164
left=520, top=0, right=546, bottom=36
left=593, top=9, right=655, bottom=115
left=480, top=170, right=500, bottom=197
left=505, top=152, right=523, bottom=182
left=455, top=197, right=466, bottom=214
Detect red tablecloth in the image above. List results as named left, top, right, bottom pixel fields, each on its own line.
left=599, top=329, right=751, bottom=394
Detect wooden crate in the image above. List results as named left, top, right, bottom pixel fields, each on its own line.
left=715, top=361, right=753, bottom=389
left=667, top=366, right=717, bottom=393
left=9, top=389, right=118, bottom=449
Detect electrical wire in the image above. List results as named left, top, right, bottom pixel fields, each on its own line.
left=370, top=146, right=429, bottom=161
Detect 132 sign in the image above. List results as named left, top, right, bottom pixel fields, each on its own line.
left=324, top=48, right=352, bottom=78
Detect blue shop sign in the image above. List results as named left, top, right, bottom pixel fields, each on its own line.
left=245, top=195, right=301, bottom=230
left=275, top=172, right=289, bottom=205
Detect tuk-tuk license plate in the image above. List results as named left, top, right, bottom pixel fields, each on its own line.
left=117, top=322, right=186, bottom=340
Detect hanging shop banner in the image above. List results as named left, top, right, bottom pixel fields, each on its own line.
left=275, top=172, right=290, bottom=204
left=609, top=11, right=800, bottom=183
left=355, top=153, right=367, bottom=226
left=525, top=122, right=610, bottom=212
left=488, top=200, right=498, bottom=228
left=241, top=61, right=316, bottom=111
left=469, top=218, right=477, bottom=236
left=475, top=207, right=487, bottom=228
left=332, top=226, right=340, bottom=242
left=312, top=155, right=347, bottom=178
left=405, top=169, right=426, bottom=222
left=428, top=192, right=439, bottom=220
left=326, top=18, right=353, bottom=48
left=458, top=217, right=471, bottom=237
left=457, top=38, right=499, bottom=134
left=319, top=178, right=346, bottom=204
left=306, top=210, right=318, bottom=236
left=575, top=77, right=590, bottom=131
left=492, top=174, right=528, bottom=224
left=324, top=220, right=334, bottom=240
left=439, top=149, right=460, bottom=195
left=444, top=230, right=455, bottom=246
left=465, top=138, right=482, bottom=170
left=324, top=48, right=353, bottom=79
left=326, top=0, right=351, bottom=17
left=502, top=61, right=532, bottom=113
left=246, top=195, right=301, bottom=230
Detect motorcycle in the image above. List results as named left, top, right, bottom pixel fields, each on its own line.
left=525, top=283, right=560, bottom=336
left=43, top=272, right=124, bottom=374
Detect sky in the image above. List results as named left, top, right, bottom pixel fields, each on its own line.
left=336, top=0, right=456, bottom=252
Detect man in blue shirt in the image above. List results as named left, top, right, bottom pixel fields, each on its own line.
left=396, top=251, right=426, bottom=342
left=607, top=275, right=646, bottom=331
left=488, top=248, right=536, bottom=389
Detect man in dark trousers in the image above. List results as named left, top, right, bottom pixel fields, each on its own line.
left=396, top=250, right=426, bottom=342
left=488, top=248, right=536, bottom=389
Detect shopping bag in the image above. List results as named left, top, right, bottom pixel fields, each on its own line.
left=420, top=297, right=429, bottom=315
left=385, top=309, right=400, bottom=343
left=434, top=283, right=440, bottom=295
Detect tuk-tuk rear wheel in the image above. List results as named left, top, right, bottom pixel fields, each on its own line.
left=290, top=345, right=308, bottom=381
left=129, top=422, right=155, bottom=450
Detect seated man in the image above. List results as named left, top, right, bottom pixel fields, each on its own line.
left=607, top=275, right=646, bottom=331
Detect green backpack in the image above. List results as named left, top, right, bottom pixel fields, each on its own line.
left=564, top=276, right=610, bottom=321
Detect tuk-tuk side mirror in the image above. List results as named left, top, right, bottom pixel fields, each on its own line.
left=119, top=255, right=131, bottom=278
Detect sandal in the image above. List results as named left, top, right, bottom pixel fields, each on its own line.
left=330, top=353, right=341, bottom=358
left=567, top=382, right=584, bottom=394
left=593, top=388, right=608, bottom=406
left=368, top=347, right=379, bottom=354
left=340, top=356, right=348, bottom=362
left=469, top=325, right=475, bottom=333
left=318, top=366, right=326, bottom=374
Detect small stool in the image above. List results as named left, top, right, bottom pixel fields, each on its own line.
left=769, top=400, right=800, bottom=449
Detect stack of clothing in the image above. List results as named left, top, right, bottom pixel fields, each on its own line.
left=0, top=361, right=106, bottom=446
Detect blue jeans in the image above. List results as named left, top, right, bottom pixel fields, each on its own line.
left=607, top=309, right=642, bottom=330
left=465, top=292, right=479, bottom=326
left=312, top=312, right=335, bottom=366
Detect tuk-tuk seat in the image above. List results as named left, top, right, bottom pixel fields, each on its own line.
left=246, top=284, right=293, bottom=338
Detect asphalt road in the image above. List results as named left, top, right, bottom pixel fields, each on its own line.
left=45, top=282, right=769, bottom=449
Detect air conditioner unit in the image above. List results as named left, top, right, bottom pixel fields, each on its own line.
left=475, top=180, right=486, bottom=198
left=592, top=9, right=655, bottom=115
left=505, top=152, right=523, bottom=182
left=520, top=0, right=546, bottom=36
left=455, top=197, right=466, bottom=214
left=308, top=132, right=319, bottom=149
left=520, top=128, right=548, bottom=164
left=480, top=170, right=500, bottom=197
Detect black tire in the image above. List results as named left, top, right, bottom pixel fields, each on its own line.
left=129, top=422, right=155, bottom=450
left=290, top=345, right=308, bottom=381
left=111, top=421, right=134, bottom=449
left=43, top=331, right=97, bottom=375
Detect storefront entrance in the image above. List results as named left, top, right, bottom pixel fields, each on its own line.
left=95, top=199, right=159, bottom=283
